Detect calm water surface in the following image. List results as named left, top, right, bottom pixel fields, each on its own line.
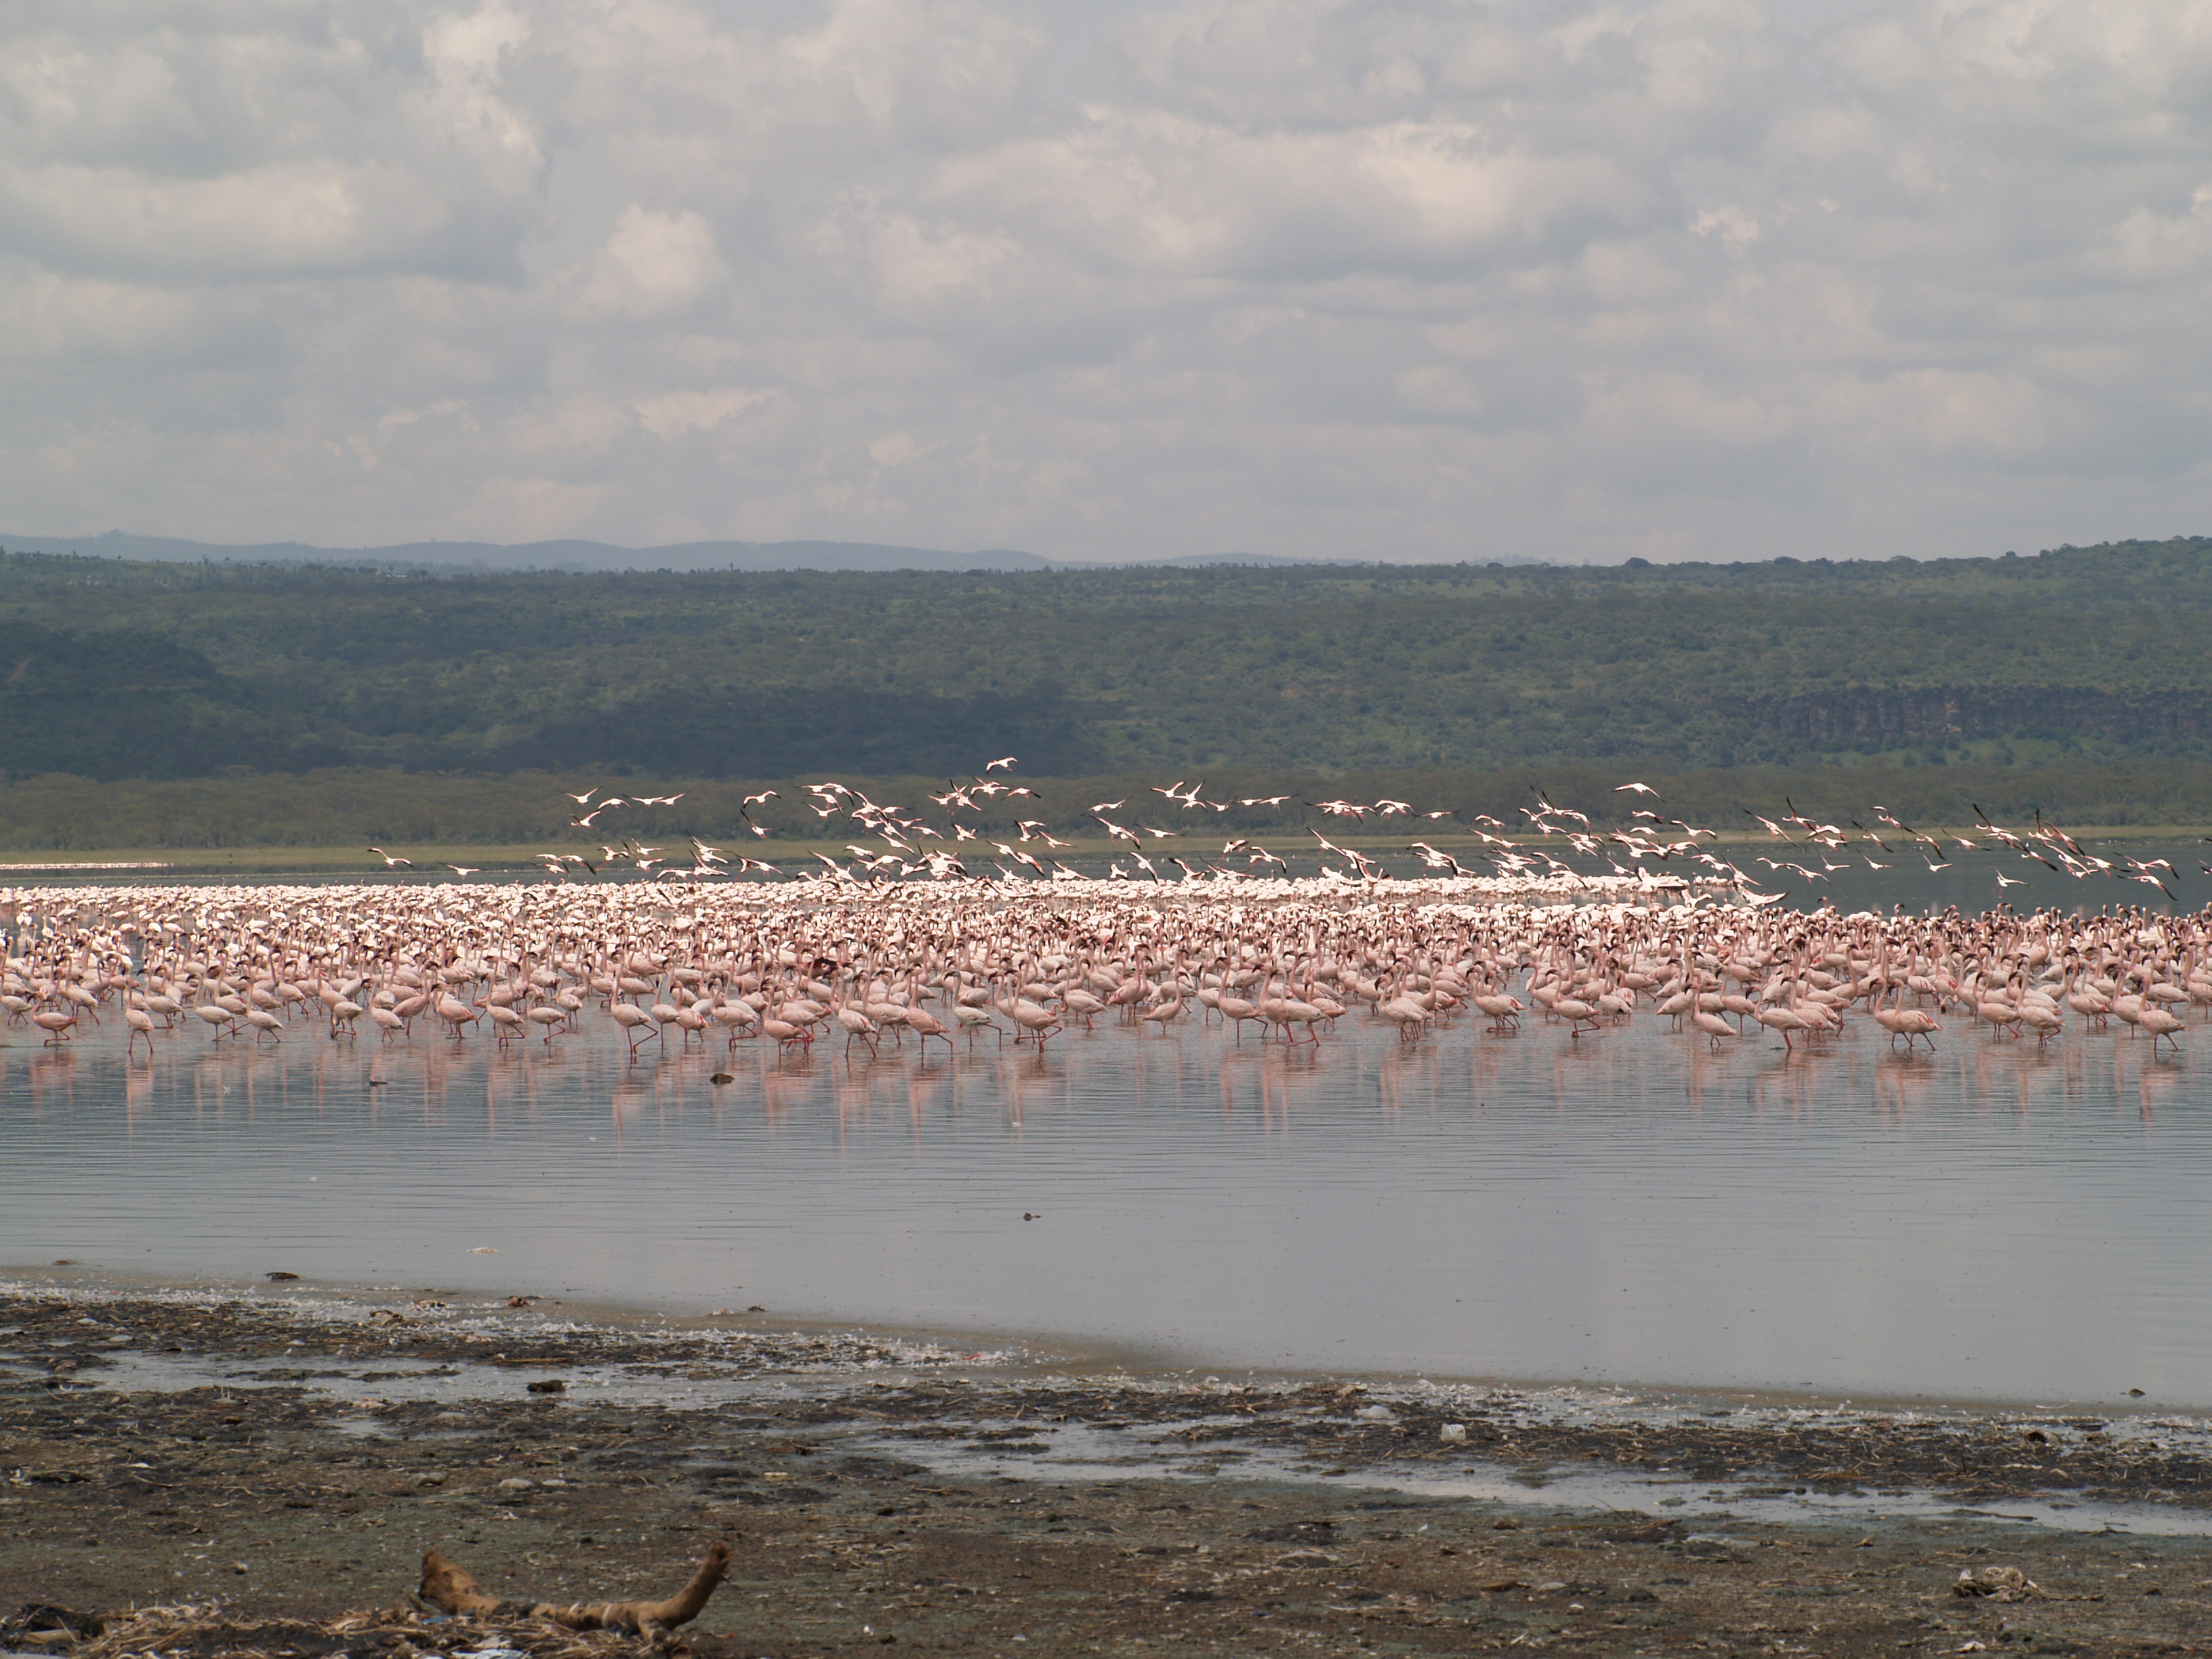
left=5, top=978, right=2207, bottom=1408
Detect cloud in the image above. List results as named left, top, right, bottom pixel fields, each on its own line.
left=451, top=474, right=609, bottom=541
left=868, top=430, right=937, bottom=466
left=572, top=205, right=726, bottom=317
left=929, top=110, right=1655, bottom=280
left=1, top=0, right=2209, bottom=561
left=634, top=386, right=779, bottom=439
left=1, top=160, right=454, bottom=277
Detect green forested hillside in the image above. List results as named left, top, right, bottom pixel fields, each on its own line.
left=2, top=537, right=2209, bottom=783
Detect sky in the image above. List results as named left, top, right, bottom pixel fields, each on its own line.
left=4, top=0, right=2211, bottom=565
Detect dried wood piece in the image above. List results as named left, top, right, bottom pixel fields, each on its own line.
left=1952, top=1564, right=2042, bottom=1601
left=419, top=1541, right=731, bottom=1636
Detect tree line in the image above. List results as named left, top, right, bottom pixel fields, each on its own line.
left=4, top=538, right=2212, bottom=789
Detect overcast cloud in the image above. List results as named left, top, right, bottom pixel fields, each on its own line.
left=3, top=0, right=2209, bottom=562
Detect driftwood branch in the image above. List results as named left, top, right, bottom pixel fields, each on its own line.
left=419, top=1541, right=731, bottom=1637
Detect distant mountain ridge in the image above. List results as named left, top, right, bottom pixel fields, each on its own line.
left=0, top=530, right=1495, bottom=573
left=0, top=531, right=1051, bottom=574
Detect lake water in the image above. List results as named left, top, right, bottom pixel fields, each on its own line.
left=7, top=949, right=2209, bottom=1411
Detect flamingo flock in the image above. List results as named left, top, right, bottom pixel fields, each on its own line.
left=351, top=764, right=2200, bottom=909
left=3, top=872, right=2203, bottom=1064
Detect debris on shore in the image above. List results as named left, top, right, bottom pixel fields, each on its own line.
left=8, top=1285, right=2212, bottom=1656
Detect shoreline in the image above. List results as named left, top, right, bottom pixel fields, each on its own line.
left=9, top=1284, right=2212, bottom=1656
left=10, top=1277, right=2212, bottom=1511
left=12, top=1266, right=2200, bottom=1425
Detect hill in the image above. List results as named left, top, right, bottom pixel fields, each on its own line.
left=0, top=531, right=1054, bottom=575
left=1, top=537, right=2208, bottom=785
left=0, top=531, right=1479, bottom=575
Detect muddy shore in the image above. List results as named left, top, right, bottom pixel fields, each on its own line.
left=7, top=1283, right=2212, bottom=1656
